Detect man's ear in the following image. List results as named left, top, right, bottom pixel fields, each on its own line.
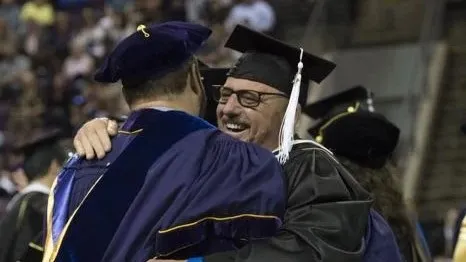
left=48, top=159, right=61, bottom=178
left=188, top=60, right=204, bottom=96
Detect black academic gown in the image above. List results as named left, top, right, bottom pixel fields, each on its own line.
left=205, top=140, right=373, bottom=262
left=0, top=191, right=47, bottom=262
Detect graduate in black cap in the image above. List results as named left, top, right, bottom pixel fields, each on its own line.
left=199, top=25, right=372, bottom=262
left=72, top=25, right=372, bottom=262
left=198, top=65, right=229, bottom=127
left=304, top=86, right=432, bottom=262
left=0, top=129, right=67, bottom=262
left=43, top=22, right=287, bottom=262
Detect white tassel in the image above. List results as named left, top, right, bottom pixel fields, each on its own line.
left=367, top=92, right=375, bottom=112
left=276, top=48, right=304, bottom=164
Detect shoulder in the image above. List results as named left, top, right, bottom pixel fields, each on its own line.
left=6, top=192, right=46, bottom=218
left=196, top=132, right=281, bottom=173
left=210, top=132, right=277, bottom=159
left=289, top=139, right=335, bottom=156
left=22, top=192, right=48, bottom=214
left=280, top=139, right=340, bottom=169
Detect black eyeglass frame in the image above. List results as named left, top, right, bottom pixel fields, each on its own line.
left=212, top=85, right=289, bottom=108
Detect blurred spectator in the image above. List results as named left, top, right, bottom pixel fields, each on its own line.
left=20, top=0, right=55, bottom=27
left=0, top=0, right=24, bottom=35
left=162, top=0, right=186, bottom=21
left=63, top=41, right=94, bottom=80
left=0, top=18, right=17, bottom=58
left=49, top=12, right=72, bottom=62
left=224, top=0, right=276, bottom=33
left=74, top=8, right=107, bottom=58
left=44, top=73, right=72, bottom=130
left=203, top=0, right=232, bottom=25
left=16, top=71, right=44, bottom=122
left=22, top=22, right=51, bottom=61
left=8, top=168, right=27, bottom=193
left=185, top=0, right=208, bottom=24
left=105, top=0, right=130, bottom=12
left=139, top=0, right=164, bottom=24
left=0, top=40, right=31, bottom=94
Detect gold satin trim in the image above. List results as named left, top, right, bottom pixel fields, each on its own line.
left=43, top=175, right=104, bottom=262
left=43, top=177, right=58, bottom=261
left=158, top=214, right=280, bottom=234
left=29, top=242, right=44, bottom=252
left=315, top=102, right=360, bottom=143
left=118, top=128, right=143, bottom=135
left=157, top=214, right=275, bottom=257
left=157, top=242, right=199, bottom=257
left=454, top=217, right=466, bottom=262
left=43, top=129, right=142, bottom=261
left=16, top=196, right=31, bottom=229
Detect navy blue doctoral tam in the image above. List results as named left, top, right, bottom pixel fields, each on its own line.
left=94, top=21, right=212, bottom=86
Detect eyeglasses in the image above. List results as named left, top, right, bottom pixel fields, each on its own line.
left=212, top=85, right=288, bottom=108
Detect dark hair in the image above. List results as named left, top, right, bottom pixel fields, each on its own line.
left=23, top=143, right=68, bottom=181
left=122, top=58, right=195, bottom=105
left=337, top=156, right=416, bottom=261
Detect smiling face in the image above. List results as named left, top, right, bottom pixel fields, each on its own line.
left=216, top=77, right=288, bottom=150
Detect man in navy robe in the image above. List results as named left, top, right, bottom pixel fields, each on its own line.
left=42, top=22, right=287, bottom=262
left=73, top=25, right=373, bottom=262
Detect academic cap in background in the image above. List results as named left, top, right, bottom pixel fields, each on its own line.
left=224, top=24, right=336, bottom=163
left=14, top=129, right=68, bottom=181
left=94, top=21, right=212, bottom=87
left=304, top=86, right=371, bottom=119
left=304, top=86, right=400, bottom=169
left=199, top=67, right=229, bottom=126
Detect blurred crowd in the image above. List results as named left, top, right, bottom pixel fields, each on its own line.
left=0, top=0, right=317, bottom=215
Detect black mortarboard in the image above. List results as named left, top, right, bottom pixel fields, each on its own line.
left=94, top=21, right=212, bottom=87
left=304, top=86, right=400, bottom=169
left=200, top=67, right=229, bottom=126
left=224, top=25, right=336, bottom=164
left=224, top=24, right=336, bottom=106
left=304, top=85, right=370, bottom=119
left=14, top=129, right=68, bottom=181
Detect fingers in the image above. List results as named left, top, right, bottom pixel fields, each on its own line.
left=74, top=130, right=94, bottom=159
left=73, top=139, right=85, bottom=157
left=87, top=129, right=107, bottom=159
left=79, top=130, right=96, bottom=160
left=96, top=123, right=112, bottom=153
left=73, top=118, right=113, bottom=160
left=107, top=120, right=118, bottom=136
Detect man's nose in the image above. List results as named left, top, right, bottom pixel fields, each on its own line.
left=222, top=95, right=242, bottom=115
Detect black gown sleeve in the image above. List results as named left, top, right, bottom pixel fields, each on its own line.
left=18, top=231, right=45, bottom=262
left=0, top=192, right=47, bottom=262
left=0, top=197, right=21, bottom=262
left=205, top=143, right=373, bottom=262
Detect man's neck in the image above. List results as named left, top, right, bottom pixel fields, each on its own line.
left=34, top=176, right=54, bottom=189
left=131, top=100, right=197, bottom=116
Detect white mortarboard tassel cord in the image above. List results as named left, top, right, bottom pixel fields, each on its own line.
left=367, top=91, right=375, bottom=112
left=277, top=48, right=304, bottom=165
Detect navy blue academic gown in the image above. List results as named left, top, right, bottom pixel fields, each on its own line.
left=43, top=109, right=286, bottom=262
left=363, top=210, right=403, bottom=262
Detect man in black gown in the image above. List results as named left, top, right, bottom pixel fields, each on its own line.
left=0, top=129, right=67, bottom=262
